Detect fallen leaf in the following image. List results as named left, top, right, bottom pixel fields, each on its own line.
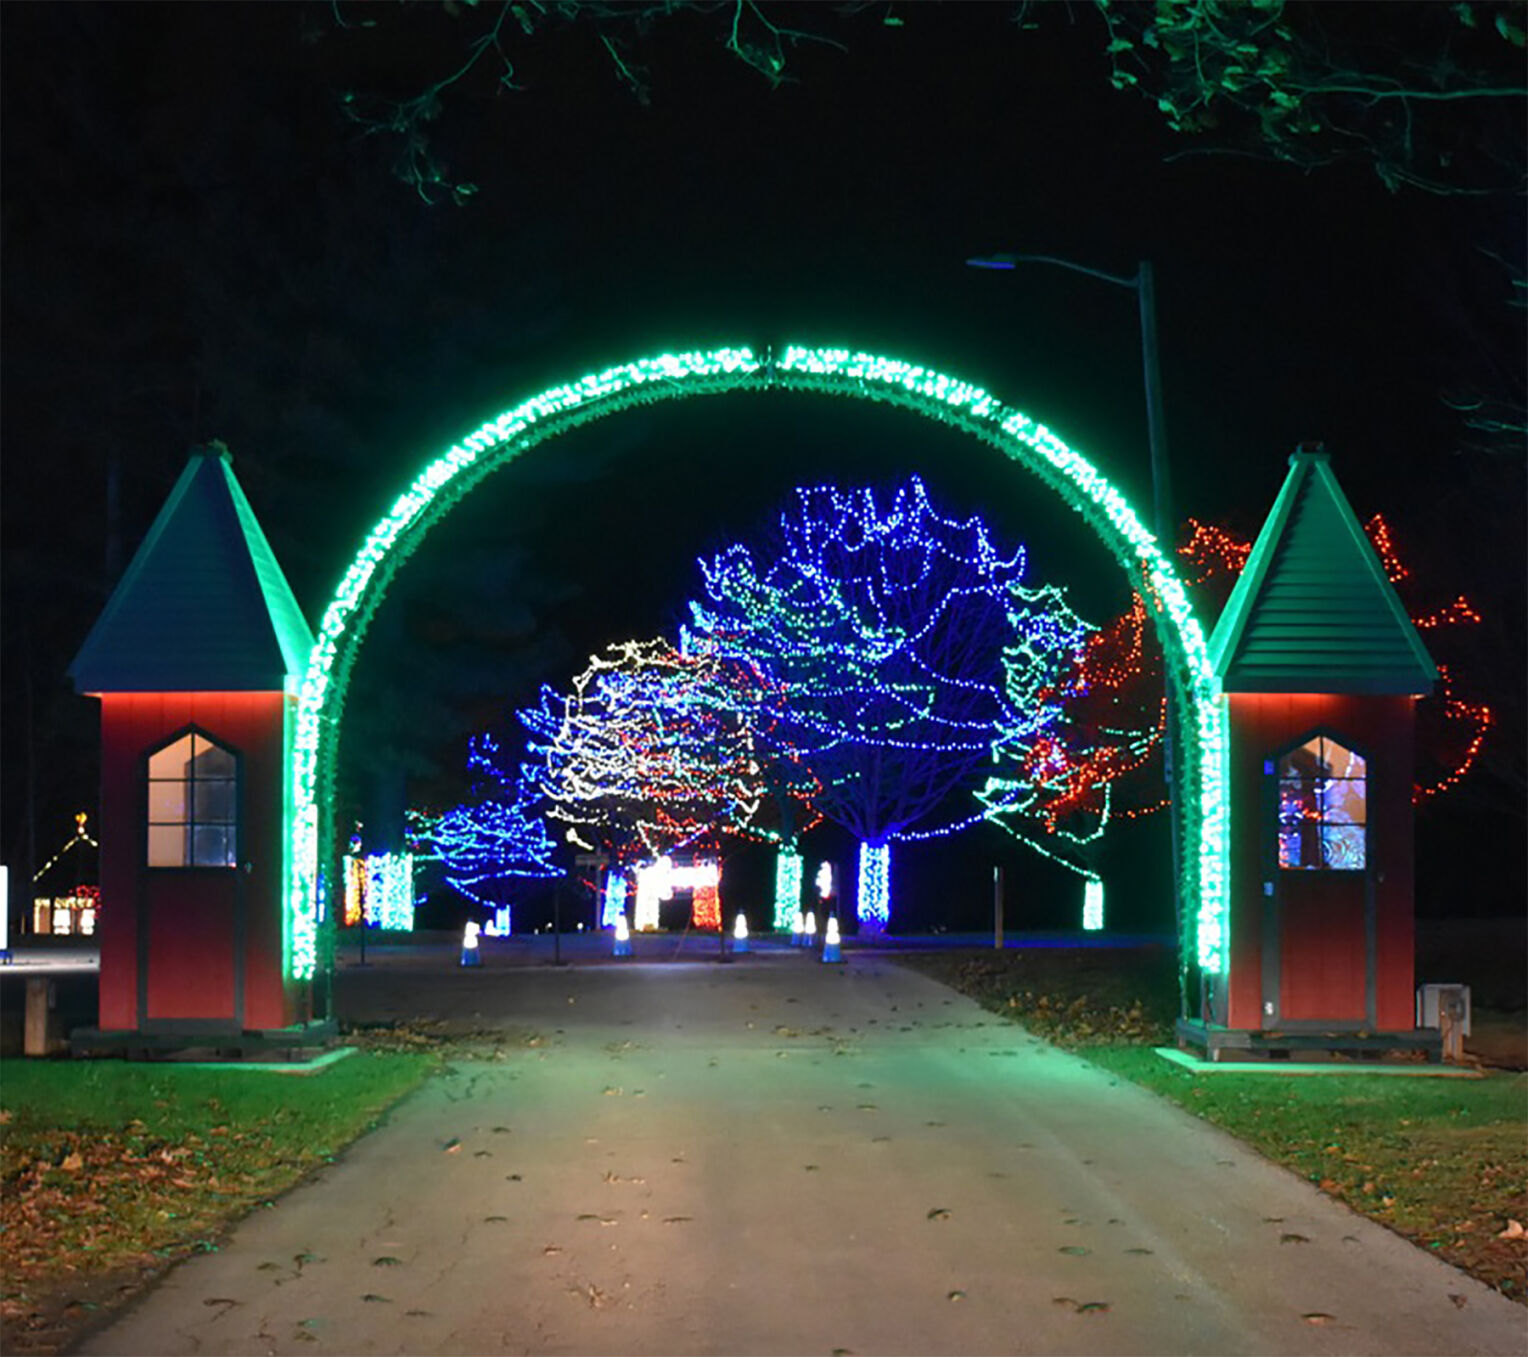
left=1449, top=1294, right=1468, bottom=1308
left=663, top=1216, right=693, bottom=1224
left=1301, top=1312, right=1336, bottom=1325
left=1059, top=1246, right=1091, bottom=1256
left=947, top=1290, right=966, bottom=1302
left=203, top=1297, right=240, bottom=1308
left=361, top=1293, right=391, bottom=1303
left=1497, top=1220, right=1525, bottom=1239
left=927, top=1208, right=951, bottom=1221
left=372, top=1257, right=403, bottom=1268
left=1280, top=1233, right=1310, bottom=1245
left=1076, top=1301, right=1110, bottom=1314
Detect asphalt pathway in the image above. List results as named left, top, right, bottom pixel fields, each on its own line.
left=81, top=941, right=1525, bottom=1356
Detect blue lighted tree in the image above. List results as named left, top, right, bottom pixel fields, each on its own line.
left=430, top=740, right=561, bottom=913
left=688, top=475, right=1086, bottom=933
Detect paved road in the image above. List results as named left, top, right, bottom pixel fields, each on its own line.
left=82, top=942, right=1525, bottom=1356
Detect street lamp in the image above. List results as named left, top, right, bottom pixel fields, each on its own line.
left=968, top=250, right=1181, bottom=967
left=965, top=252, right=1173, bottom=548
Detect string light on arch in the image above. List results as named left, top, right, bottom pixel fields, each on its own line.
left=292, top=344, right=1227, bottom=980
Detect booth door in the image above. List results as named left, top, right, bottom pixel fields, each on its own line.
left=1274, top=871, right=1370, bottom=1024
left=1267, top=734, right=1373, bottom=1027
left=141, top=729, right=245, bottom=1029
left=142, top=874, right=244, bottom=1026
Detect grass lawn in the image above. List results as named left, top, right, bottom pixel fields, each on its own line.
left=896, top=946, right=1528, bottom=1304
left=0, top=1049, right=436, bottom=1354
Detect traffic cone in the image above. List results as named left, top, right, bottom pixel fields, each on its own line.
left=791, top=908, right=804, bottom=947
left=732, top=912, right=750, bottom=953
left=803, top=910, right=817, bottom=948
left=821, top=915, right=842, bottom=963
left=613, top=914, right=632, bottom=957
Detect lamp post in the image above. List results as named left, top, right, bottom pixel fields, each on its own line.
left=968, top=251, right=1181, bottom=975
left=965, top=253, right=1173, bottom=546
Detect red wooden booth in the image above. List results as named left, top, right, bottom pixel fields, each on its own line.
left=1182, top=447, right=1440, bottom=1061
left=68, top=448, right=329, bottom=1054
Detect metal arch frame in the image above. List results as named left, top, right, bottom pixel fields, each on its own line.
left=285, top=344, right=1229, bottom=982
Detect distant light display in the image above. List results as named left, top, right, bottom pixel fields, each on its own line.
left=1083, top=878, right=1104, bottom=932
left=815, top=860, right=835, bottom=901
left=291, top=345, right=1226, bottom=981
left=856, top=842, right=890, bottom=935
left=601, top=870, right=629, bottom=929
left=343, top=851, right=416, bottom=931
left=631, top=855, right=722, bottom=930
left=773, top=848, right=803, bottom=931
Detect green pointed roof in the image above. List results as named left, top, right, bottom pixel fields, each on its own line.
left=70, top=449, right=314, bottom=693
left=1209, top=447, right=1436, bottom=695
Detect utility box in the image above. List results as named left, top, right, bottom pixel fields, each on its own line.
left=1417, top=983, right=1471, bottom=1035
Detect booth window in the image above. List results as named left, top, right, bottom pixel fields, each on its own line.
left=147, top=731, right=238, bottom=867
left=1276, top=735, right=1366, bottom=871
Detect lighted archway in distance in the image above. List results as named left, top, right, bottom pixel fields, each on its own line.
left=288, top=346, right=1229, bottom=982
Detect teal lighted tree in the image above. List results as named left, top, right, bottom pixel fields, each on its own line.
left=976, top=589, right=1157, bottom=928
left=688, top=475, right=1086, bottom=933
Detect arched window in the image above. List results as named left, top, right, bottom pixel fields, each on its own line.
left=1275, top=735, right=1366, bottom=872
left=147, top=730, right=238, bottom=868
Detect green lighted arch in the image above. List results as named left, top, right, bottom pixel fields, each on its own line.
left=288, top=345, right=1228, bottom=981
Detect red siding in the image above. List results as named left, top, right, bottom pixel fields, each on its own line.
left=95, top=691, right=301, bottom=1031
left=1224, top=693, right=1416, bottom=1032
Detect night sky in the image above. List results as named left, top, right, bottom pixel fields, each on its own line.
left=3, top=3, right=1523, bottom=927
